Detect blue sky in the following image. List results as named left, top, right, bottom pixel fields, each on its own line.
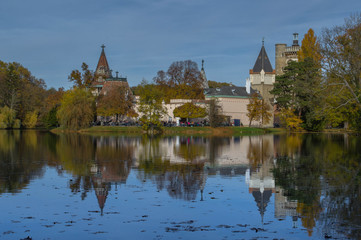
left=1, top=0, right=360, bottom=89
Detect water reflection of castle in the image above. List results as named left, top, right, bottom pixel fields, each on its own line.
left=87, top=135, right=300, bottom=226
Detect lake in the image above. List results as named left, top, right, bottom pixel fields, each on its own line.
left=0, top=130, right=360, bottom=239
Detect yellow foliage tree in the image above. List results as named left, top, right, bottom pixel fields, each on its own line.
left=298, top=28, right=322, bottom=65
left=23, top=111, right=38, bottom=128
left=246, top=93, right=272, bottom=127
left=173, top=102, right=207, bottom=122
left=279, top=108, right=303, bottom=130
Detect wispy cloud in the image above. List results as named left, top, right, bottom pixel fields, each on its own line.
left=0, top=0, right=360, bottom=89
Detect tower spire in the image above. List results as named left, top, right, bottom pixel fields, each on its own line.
left=252, top=41, right=273, bottom=73
left=96, top=44, right=111, bottom=79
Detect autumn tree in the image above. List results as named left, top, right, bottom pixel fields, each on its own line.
left=137, top=80, right=166, bottom=133
left=278, top=108, right=303, bottom=131
left=0, top=61, right=47, bottom=127
left=321, top=13, right=361, bottom=130
left=298, top=28, right=322, bottom=65
left=57, top=88, right=95, bottom=130
left=173, top=102, right=207, bottom=122
left=153, top=60, right=205, bottom=101
left=68, top=62, right=94, bottom=88
left=41, top=88, right=64, bottom=128
left=0, top=106, right=16, bottom=128
left=246, top=93, right=271, bottom=127
left=97, top=85, right=136, bottom=122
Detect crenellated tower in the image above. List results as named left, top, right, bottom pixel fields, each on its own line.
left=275, top=33, right=300, bottom=76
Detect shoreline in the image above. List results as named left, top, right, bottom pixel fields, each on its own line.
left=51, top=126, right=284, bottom=136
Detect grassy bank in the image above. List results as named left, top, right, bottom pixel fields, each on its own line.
left=50, top=126, right=284, bottom=136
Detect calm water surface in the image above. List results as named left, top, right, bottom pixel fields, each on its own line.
left=0, top=131, right=360, bottom=239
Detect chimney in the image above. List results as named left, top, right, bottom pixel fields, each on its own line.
left=292, top=33, right=299, bottom=46
left=246, top=77, right=251, bottom=94
left=116, top=71, right=119, bottom=78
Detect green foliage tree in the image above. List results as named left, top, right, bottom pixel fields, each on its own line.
left=153, top=60, right=205, bottom=101
left=96, top=85, right=136, bottom=122
left=207, top=98, right=224, bottom=127
left=68, top=63, right=94, bottom=88
left=57, top=88, right=95, bottom=130
left=321, top=13, right=361, bottom=130
left=43, top=106, right=59, bottom=128
left=137, top=80, right=166, bottom=133
left=246, top=93, right=272, bottom=127
left=173, top=102, right=207, bottom=122
left=40, top=88, right=64, bottom=128
left=271, top=58, right=323, bottom=130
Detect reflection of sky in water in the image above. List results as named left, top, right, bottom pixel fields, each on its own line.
left=0, top=167, right=293, bottom=240
left=0, top=132, right=360, bottom=239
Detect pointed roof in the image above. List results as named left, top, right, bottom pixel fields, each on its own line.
left=252, top=42, right=273, bottom=73
left=96, top=45, right=111, bottom=77
left=252, top=190, right=273, bottom=223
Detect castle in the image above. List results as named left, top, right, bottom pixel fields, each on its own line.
left=275, top=33, right=300, bottom=76
left=90, top=45, right=130, bottom=96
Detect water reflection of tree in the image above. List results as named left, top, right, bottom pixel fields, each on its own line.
left=137, top=136, right=207, bottom=201
left=317, top=134, right=361, bottom=239
left=0, top=131, right=48, bottom=194
left=273, top=133, right=324, bottom=236
left=208, top=137, right=230, bottom=165
left=273, top=133, right=361, bottom=238
left=247, top=136, right=272, bottom=168
left=173, top=136, right=207, bottom=163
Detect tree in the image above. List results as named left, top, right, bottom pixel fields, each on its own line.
left=321, top=13, right=361, bottom=130
left=278, top=108, right=303, bottom=130
left=0, top=61, right=46, bottom=125
left=40, top=88, right=64, bottom=128
left=173, top=102, right=207, bottom=122
left=68, top=63, right=94, bottom=88
left=96, top=85, right=136, bottom=122
left=0, top=106, right=16, bottom=128
left=298, top=28, right=322, bottom=65
left=153, top=60, right=205, bottom=101
left=57, top=88, right=95, bottom=130
left=270, top=61, right=298, bottom=109
left=246, top=93, right=272, bottom=127
left=23, top=110, right=38, bottom=128
left=207, top=98, right=224, bottom=127
left=270, top=58, right=323, bottom=130
left=137, top=80, right=166, bottom=133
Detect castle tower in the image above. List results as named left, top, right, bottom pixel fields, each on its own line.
left=95, top=44, right=112, bottom=82
left=275, top=33, right=300, bottom=76
left=249, top=39, right=275, bottom=104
